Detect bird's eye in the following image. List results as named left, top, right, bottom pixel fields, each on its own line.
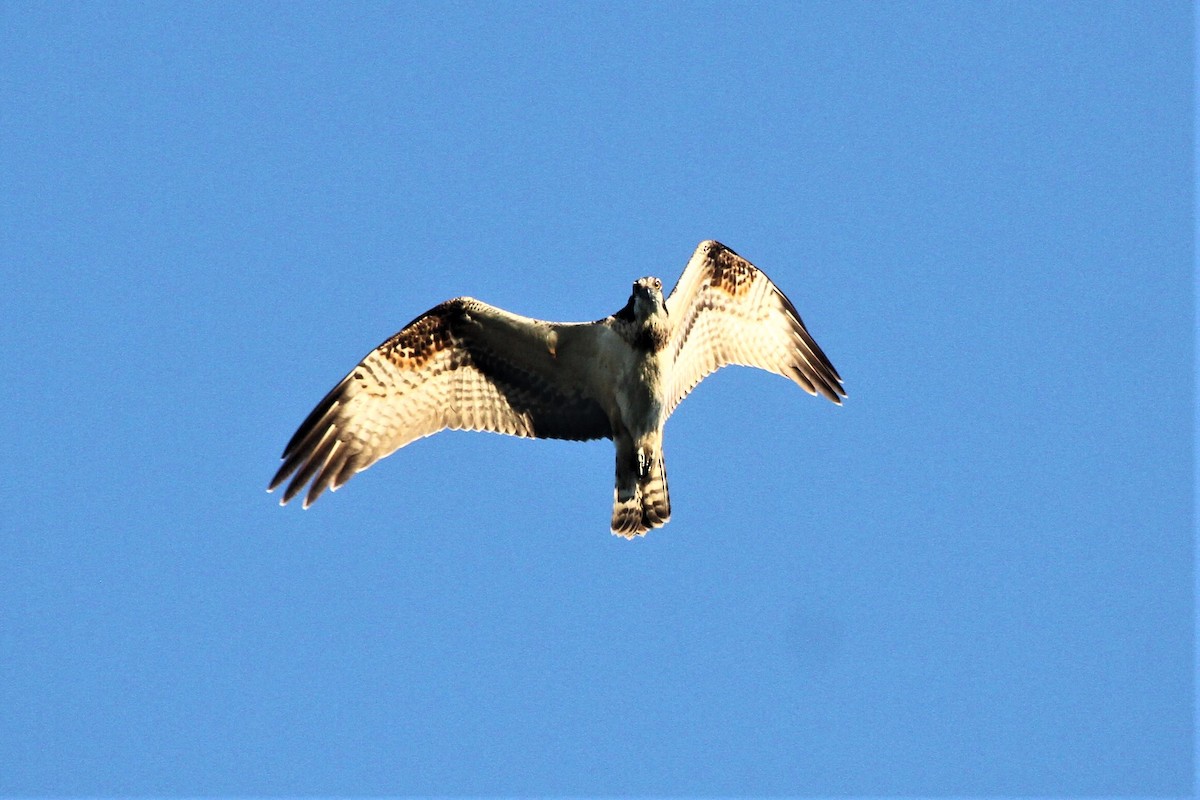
left=653, top=279, right=662, bottom=291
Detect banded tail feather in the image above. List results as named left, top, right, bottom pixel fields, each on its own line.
left=610, top=450, right=671, bottom=538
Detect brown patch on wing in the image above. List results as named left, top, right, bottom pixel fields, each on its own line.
left=708, top=243, right=756, bottom=298
left=380, top=307, right=457, bottom=371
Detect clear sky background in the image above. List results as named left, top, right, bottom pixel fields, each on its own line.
left=0, top=2, right=1192, bottom=796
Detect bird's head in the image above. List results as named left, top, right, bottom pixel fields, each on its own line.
left=630, top=276, right=667, bottom=320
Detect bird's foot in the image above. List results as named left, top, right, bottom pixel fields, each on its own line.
left=637, top=447, right=650, bottom=479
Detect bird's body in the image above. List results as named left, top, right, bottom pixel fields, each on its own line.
left=270, top=240, right=844, bottom=537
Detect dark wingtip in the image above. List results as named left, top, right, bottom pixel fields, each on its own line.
left=267, top=462, right=291, bottom=494
left=826, top=377, right=848, bottom=405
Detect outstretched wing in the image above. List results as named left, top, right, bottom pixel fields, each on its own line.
left=269, top=297, right=611, bottom=508
left=665, top=240, right=845, bottom=415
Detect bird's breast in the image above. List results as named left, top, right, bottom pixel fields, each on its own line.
left=613, top=348, right=669, bottom=433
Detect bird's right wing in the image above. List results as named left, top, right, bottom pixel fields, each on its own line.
left=269, top=298, right=611, bottom=508
left=665, top=240, right=845, bottom=415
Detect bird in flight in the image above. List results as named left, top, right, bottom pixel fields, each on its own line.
left=269, top=240, right=844, bottom=537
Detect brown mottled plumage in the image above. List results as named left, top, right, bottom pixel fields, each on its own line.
left=269, top=240, right=844, bottom=537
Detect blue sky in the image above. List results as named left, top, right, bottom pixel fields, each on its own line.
left=0, top=2, right=1192, bottom=796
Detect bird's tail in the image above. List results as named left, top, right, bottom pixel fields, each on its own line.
left=640, top=453, right=671, bottom=530
left=611, top=451, right=671, bottom=538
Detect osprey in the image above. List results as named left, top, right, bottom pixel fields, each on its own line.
left=270, top=240, right=845, bottom=537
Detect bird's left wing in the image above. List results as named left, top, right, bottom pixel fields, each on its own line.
left=665, top=240, right=845, bottom=416
left=269, top=298, right=611, bottom=508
